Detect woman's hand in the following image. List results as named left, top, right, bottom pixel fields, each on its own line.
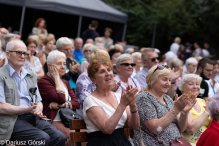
left=182, top=93, right=197, bottom=113
left=36, top=51, right=43, bottom=58
left=0, top=58, right=5, bottom=68
left=49, top=102, right=59, bottom=110
left=120, top=86, right=138, bottom=108
left=70, top=62, right=79, bottom=74
left=174, top=94, right=189, bottom=112
left=204, top=98, right=210, bottom=113
left=126, top=85, right=138, bottom=107
left=110, top=80, right=121, bottom=92
left=171, top=68, right=183, bottom=81
left=48, top=65, right=60, bottom=82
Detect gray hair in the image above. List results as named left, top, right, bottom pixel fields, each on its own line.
left=125, top=48, right=134, bottom=53
left=95, top=43, right=105, bottom=47
left=116, top=54, right=133, bottom=66
left=208, top=96, right=219, bottom=119
left=56, top=37, right=72, bottom=49
left=2, top=33, right=16, bottom=50
left=165, top=51, right=177, bottom=62
left=6, top=39, right=25, bottom=51
left=47, top=50, right=66, bottom=65
left=169, top=58, right=183, bottom=69
left=178, top=74, right=202, bottom=92
left=132, top=52, right=142, bottom=62
left=186, top=57, right=198, bottom=66
left=141, top=48, right=155, bottom=61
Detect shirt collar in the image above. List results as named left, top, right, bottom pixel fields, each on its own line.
left=143, top=66, right=149, bottom=72
left=7, top=63, right=30, bottom=78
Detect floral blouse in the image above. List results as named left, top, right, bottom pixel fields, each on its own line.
left=23, top=56, right=42, bottom=73
left=133, top=90, right=181, bottom=146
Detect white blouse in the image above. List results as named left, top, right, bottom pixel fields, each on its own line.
left=83, top=93, right=127, bottom=133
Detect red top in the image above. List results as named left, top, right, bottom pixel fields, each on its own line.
left=38, top=74, right=80, bottom=121
left=197, top=119, right=219, bottom=146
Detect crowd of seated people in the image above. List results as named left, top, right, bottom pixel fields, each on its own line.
left=1, top=19, right=219, bottom=146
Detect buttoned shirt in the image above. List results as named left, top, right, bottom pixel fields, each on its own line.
left=134, top=67, right=149, bottom=88
left=0, top=64, right=42, bottom=106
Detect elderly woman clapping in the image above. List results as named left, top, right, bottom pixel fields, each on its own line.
left=179, top=74, right=211, bottom=146
left=114, top=54, right=141, bottom=94
left=197, top=97, right=219, bottom=146
left=38, top=50, right=79, bottom=146
left=83, top=58, right=140, bottom=145
left=133, top=65, right=197, bottom=146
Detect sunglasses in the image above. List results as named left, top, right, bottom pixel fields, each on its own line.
left=152, top=65, right=169, bottom=74
left=85, top=50, right=91, bottom=53
left=146, top=57, right=159, bottom=62
left=120, top=63, right=136, bottom=67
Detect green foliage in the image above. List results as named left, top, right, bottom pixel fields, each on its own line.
left=103, top=0, right=219, bottom=55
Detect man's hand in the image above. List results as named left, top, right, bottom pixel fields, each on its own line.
left=70, top=62, right=79, bottom=74
left=30, top=102, right=46, bottom=118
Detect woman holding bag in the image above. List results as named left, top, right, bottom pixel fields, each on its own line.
left=38, top=50, right=80, bottom=146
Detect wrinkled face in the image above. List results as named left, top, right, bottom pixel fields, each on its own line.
left=84, top=46, right=92, bottom=58
left=27, top=43, right=37, bottom=56
left=143, top=52, right=159, bottom=69
left=51, top=57, right=66, bottom=77
left=152, top=74, right=171, bottom=94
left=6, top=41, right=27, bottom=68
left=117, top=59, right=134, bottom=77
left=92, top=65, right=113, bottom=88
left=60, top=44, right=73, bottom=58
left=104, top=30, right=111, bottom=37
left=39, top=20, right=45, bottom=28
left=187, top=63, right=197, bottom=73
left=75, top=39, right=83, bottom=50
left=0, top=28, right=8, bottom=40
left=202, top=63, right=213, bottom=79
left=183, top=79, right=200, bottom=96
left=134, top=56, right=142, bottom=68
left=111, top=52, right=121, bottom=65
left=212, top=64, right=219, bottom=77
left=46, top=40, right=55, bottom=51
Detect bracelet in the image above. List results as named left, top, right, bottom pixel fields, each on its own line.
left=204, top=111, right=210, bottom=117
left=171, top=81, right=175, bottom=84
left=130, top=110, right=138, bottom=114
left=181, top=111, right=190, bottom=115
left=172, top=109, right=177, bottom=117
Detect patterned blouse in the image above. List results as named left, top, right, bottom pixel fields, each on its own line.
left=23, top=56, right=42, bottom=73
left=133, top=90, right=181, bottom=146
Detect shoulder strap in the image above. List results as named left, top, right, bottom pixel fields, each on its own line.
left=140, top=127, right=164, bottom=145
left=130, top=77, right=137, bottom=87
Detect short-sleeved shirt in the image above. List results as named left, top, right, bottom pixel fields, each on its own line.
left=176, top=79, right=209, bottom=99
left=83, top=93, right=127, bottom=133
left=134, top=67, right=149, bottom=88
left=73, top=49, right=85, bottom=62
left=133, top=90, right=181, bottom=146
left=23, top=56, right=42, bottom=74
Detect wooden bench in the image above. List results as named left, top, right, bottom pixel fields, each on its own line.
left=69, top=119, right=134, bottom=146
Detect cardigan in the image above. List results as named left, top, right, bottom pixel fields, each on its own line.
left=197, top=119, right=219, bottom=146
left=38, top=74, right=80, bottom=121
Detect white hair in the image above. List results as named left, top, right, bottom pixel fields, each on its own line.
left=116, top=54, right=133, bottom=66
left=169, top=58, right=183, bottom=69
left=165, top=51, right=177, bottom=62
left=185, top=57, right=198, bottom=66
left=56, top=37, right=72, bottom=49
left=132, top=52, right=141, bottom=62
left=125, top=48, right=134, bottom=53
left=2, top=33, right=16, bottom=50
left=95, top=43, right=105, bottom=47
left=178, top=74, right=202, bottom=92
left=47, top=50, right=66, bottom=65
left=6, top=39, right=25, bottom=51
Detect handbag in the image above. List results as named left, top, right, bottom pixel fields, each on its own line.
left=140, top=127, right=191, bottom=146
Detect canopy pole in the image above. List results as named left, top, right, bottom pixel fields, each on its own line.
left=19, top=6, right=26, bottom=36
left=77, top=16, right=82, bottom=37
left=151, top=24, right=157, bottom=48
left=122, top=24, right=127, bottom=42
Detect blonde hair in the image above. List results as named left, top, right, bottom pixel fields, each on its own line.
left=82, top=43, right=94, bottom=55
left=146, top=65, right=171, bottom=91
left=89, top=49, right=110, bottom=63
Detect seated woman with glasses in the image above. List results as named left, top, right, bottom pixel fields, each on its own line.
left=78, top=43, right=94, bottom=64
left=133, top=65, right=197, bottom=146
left=114, top=54, right=142, bottom=94
left=23, top=38, right=44, bottom=80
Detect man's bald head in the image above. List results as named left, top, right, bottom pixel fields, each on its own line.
left=0, top=28, right=9, bottom=40
left=75, top=37, right=83, bottom=51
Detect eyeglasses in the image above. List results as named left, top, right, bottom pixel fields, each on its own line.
left=9, top=51, right=29, bottom=57
left=85, top=50, right=91, bottom=53
left=152, top=65, right=169, bottom=74
left=120, top=63, right=136, bottom=67
left=145, top=57, right=159, bottom=62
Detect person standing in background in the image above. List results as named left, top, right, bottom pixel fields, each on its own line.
left=81, top=20, right=99, bottom=43
left=32, top=18, right=48, bottom=36
left=170, top=37, right=181, bottom=55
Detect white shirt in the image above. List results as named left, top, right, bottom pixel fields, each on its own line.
left=83, top=93, right=127, bottom=133
left=205, top=79, right=219, bottom=98
left=170, top=43, right=180, bottom=55
left=114, top=75, right=141, bottom=94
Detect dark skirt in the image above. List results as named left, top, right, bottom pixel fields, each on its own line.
left=87, top=128, right=132, bottom=146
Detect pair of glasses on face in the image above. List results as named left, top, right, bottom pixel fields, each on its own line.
left=146, top=57, right=159, bottom=62
left=9, top=51, right=29, bottom=57
left=152, top=65, right=169, bottom=74
left=120, top=63, right=136, bottom=67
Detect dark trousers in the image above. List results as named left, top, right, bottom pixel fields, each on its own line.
left=9, top=114, right=67, bottom=146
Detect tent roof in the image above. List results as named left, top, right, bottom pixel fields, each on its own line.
left=0, top=0, right=127, bottom=23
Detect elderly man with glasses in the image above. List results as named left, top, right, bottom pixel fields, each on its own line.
left=0, top=40, right=66, bottom=146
